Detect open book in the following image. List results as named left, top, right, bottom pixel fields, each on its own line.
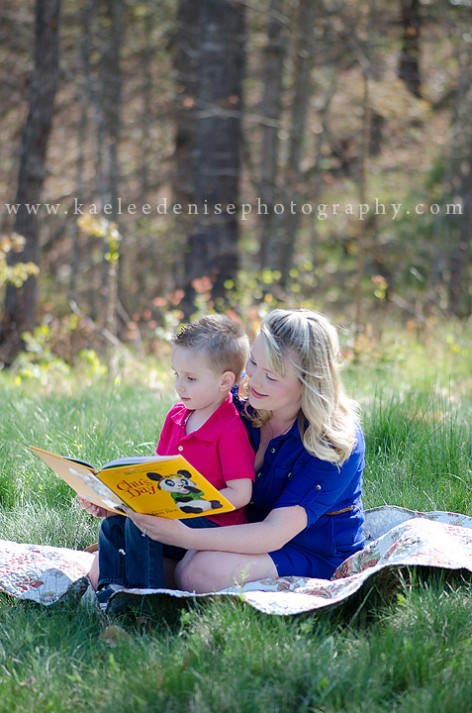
left=30, top=446, right=235, bottom=519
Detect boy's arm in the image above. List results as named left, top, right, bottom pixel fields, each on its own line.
left=216, top=417, right=256, bottom=508
left=218, top=478, right=253, bottom=509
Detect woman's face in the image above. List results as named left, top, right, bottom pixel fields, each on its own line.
left=245, top=334, right=302, bottom=416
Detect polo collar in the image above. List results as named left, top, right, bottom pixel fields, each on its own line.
left=171, top=394, right=235, bottom=442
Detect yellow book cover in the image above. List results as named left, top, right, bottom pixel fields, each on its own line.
left=30, top=446, right=235, bottom=519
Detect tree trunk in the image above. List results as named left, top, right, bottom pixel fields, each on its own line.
left=70, top=41, right=89, bottom=301
left=435, top=19, right=471, bottom=319
left=258, top=0, right=288, bottom=269
left=139, top=8, right=154, bottom=199
left=0, top=0, right=61, bottom=365
left=79, top=0, right=124, bottom=336
left=398, top=0, right=422, bottom=98
left=448, top=162, right=471, bottom=317
left=173, top=0, right=201, bottom=292
left=98, top=0, right=124, bottom=338
left=98, top=0, right=123, bottom=214
left=353, top=74, right=371, bottom=355
left=173, top=0, right=245, bottom=315
left=275, top=0, right=316, bottom=284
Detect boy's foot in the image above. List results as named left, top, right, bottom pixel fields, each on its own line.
left=96, top=584, right=126, bottom=611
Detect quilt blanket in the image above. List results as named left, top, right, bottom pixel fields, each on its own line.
left=0, top=506, right=471, bottom=615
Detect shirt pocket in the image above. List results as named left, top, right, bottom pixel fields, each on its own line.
left=266, top=466, right=298, bottom=505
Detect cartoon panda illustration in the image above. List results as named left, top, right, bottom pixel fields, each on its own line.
left=146, top=469, right=224, bottom=514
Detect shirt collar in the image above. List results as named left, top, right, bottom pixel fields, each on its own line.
left=170, top=394, right=235, bottom=442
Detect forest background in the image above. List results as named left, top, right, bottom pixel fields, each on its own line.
left=0, top=0, right=471, bottom=372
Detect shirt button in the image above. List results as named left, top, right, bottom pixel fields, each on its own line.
left=256, top=472, right=262, bottom=479
left=178, top=445, right=184, bottom=452
left=315, top=484, right=322, bottom=490
left=270, top=447, right=276, bottom=454
left=287, top=472, right=292, bottom=479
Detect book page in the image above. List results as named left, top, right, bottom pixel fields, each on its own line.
left=99, top=455, right=178, bottom=470
left=96, top=454, right=235, bottom=519
left=31, top=447, right=235, bottom=519
left=30, top=446, right=126, bottom=513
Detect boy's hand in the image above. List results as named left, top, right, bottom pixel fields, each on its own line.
left=76, top=495, right=112, bottom=519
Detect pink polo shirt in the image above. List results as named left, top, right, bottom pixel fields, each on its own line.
left=156, top=394, right=255, bottom=526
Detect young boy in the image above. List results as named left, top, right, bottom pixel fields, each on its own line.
left=79, top=314, right=255, bottom=605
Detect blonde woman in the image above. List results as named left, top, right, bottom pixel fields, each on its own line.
left=128, top=308, right=365, bottom=593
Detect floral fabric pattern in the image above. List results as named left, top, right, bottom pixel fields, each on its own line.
left=0, top=539, right=93, bottom=605
left=0, top=506, right=471, bottom=614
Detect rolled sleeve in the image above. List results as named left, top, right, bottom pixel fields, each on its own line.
left=272, top=439, right=364, bottom=527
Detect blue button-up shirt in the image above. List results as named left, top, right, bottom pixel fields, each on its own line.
left=242, top=413, right=365, bottom=564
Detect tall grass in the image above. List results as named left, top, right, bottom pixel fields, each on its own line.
left=0, top=323, right=471, bottom=712
left=362, top=387, right=471, bottom=512
left=1, top=381, right=174, bottom=547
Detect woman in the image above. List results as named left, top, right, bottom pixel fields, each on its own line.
left=127, top=308, right=365, bottom=593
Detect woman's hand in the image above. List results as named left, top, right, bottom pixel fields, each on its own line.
left=76, top=495, right=113, bottom=519
left=125, top=510, right=189, bottom=547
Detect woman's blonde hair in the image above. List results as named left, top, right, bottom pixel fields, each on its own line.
left=250, top=308, right=359, bottom=465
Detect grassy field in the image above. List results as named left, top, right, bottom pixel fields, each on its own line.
left=0, top=321, right=471, bottom=712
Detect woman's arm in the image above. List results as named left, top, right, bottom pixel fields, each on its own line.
left=126, top=504, right=307, bottom=554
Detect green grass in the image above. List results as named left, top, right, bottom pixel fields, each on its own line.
left=0, top=325, right=471, bottom=712
left=362, top=387, right=472, bottom=512
left=1, top=580, right=471, bottom=713
left=0, top=381, right=175, bottom=547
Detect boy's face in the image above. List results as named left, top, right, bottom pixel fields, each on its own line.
left=171, top=346, right=233, bottom=412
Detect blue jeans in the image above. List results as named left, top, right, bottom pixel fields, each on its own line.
left=97, top=515, right=218, bottom=589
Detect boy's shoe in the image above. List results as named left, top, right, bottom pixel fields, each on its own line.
left=96, top=584, right=126, bottom=611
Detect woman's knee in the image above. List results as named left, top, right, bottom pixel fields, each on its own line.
left=174, top=557, right=198, bottom=591
left=175, top=552, right=214, bottom=592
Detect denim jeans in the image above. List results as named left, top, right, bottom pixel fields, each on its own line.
left=97, top=514, right=218, bottom=589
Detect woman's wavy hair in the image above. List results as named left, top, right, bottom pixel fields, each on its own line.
left=249, top=308, right=359, bottom=465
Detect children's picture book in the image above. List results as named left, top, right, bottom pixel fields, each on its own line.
left=30, top=446, right=235, bottom=520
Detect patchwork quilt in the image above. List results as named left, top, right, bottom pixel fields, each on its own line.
left=1, top=506, right=471, bottom=615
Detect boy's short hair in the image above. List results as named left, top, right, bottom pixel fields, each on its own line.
left=172, top=314, right=249, bottom=381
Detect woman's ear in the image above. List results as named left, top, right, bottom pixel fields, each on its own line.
left=220, top=370, right=236, bottom=391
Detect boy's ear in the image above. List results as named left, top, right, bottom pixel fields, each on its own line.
left=220, top=370, right=236, bottom=391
